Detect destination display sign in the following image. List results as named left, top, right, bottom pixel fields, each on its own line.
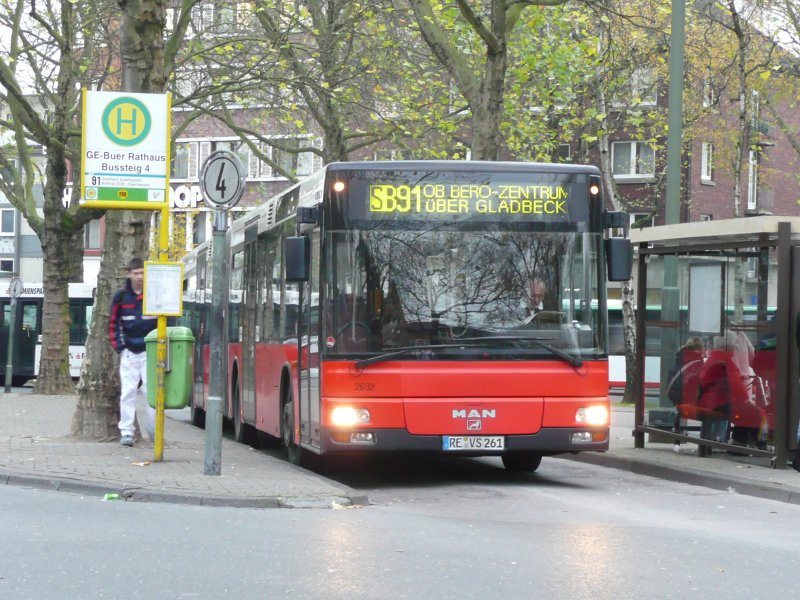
left=335, top=170, right=591, bottom=226
left=368, top=183, right=569, bottom=217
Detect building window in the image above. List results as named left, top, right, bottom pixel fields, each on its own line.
left=750, top=91, right=760, bottom=127
left=700, top=214, right=713, bottom=221
left=557, top=144, right=571, bottom=162
left=273, top=139, right=314, bottom=178
left=612, top=141, right=655, bottom=179
left=214, top=140, right=250, bottom=178
left=701, top=142, right=713, bottom=183
left=0, top=208, right=15, bottom=235
left=747, top=150, right=759, bottom=211
left=251, top=137, right=317, bottom=179
left=702, top=80, right=717, bottom=108
left=193, top=212, right=207, bottom=245
left=191, top=1, right=215, bottom=33
left=613, top=67, right=657, bottom=107
left=373, top=149, right=406, bottom=161
left=84, top=219, right=101, bottom=249
left=171, top=141, right=198, bottom=181
left=0, top=259, right=13, bottom=272
left=629, top=212, right=654, bottom=228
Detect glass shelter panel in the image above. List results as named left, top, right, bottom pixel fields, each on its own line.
left=644, top=249, right=777, bottom=452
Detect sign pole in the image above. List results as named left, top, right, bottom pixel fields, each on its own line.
left=199, top=150, right=245, bottom=476
left=154, top=203, right=170, bottom=462
left=3, top=278, right=23, bottom=393
left=4, top=277, right=23, bottom=393
left=204, top=209, right=227, bottom=475
left=3, top=297, right=16, bottom=393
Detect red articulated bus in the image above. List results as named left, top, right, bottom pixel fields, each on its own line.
left=181, top=161, right=631, bottom=471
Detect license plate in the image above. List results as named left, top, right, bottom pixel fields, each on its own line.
left=443, top=436, right=505, bottom=451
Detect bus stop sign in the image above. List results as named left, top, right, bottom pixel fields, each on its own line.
left=9, top=277, right=23, bottom=299
left=200, top=150, right=245, bottom=209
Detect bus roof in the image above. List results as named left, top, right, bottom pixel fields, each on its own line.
left=326, top=160, right=601, bottom=176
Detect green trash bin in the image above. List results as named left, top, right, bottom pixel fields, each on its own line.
left=145, top=326, right=195, bottom=409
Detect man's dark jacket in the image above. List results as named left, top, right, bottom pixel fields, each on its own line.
left=109, top=279, right=157, bottom=354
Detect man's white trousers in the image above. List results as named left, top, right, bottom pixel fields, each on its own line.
left=118, top=349, right=155, bottom=438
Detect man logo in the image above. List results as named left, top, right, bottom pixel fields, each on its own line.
left=467, top=420, right=482, bottom=431
left=452, top=409, right=496, bottom=419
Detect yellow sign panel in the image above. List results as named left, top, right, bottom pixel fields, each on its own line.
left=80, top=90, right=171, bottom=210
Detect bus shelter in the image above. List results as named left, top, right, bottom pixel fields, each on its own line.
left=629, top=217, right=800, bottom=468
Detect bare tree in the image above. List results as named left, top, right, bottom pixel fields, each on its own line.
left=72, top=0, right=195, bottom=438
left=405, top=0, right=571, bottom=160
left=0, top=0, right=109, bottom=393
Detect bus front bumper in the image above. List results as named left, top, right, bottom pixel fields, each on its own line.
left=318, top=427, right=609, bottom=455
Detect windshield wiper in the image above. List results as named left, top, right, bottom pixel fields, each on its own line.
left=353, top=336, right=583, bottom=370
left=454, top=336, right=583, bottom=368
left=353, top=343, right=484, bottom=370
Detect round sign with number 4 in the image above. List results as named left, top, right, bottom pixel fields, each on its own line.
left=200, top=150, right=246, bottom=209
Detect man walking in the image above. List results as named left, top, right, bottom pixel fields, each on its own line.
left=109, top=257, right=157, bottom=446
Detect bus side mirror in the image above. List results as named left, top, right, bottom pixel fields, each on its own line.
left=285, top=236, right=310, bottom=282
left=605, top=238, right=633, bottom=282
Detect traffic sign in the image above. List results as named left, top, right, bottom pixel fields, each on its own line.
left=81, top=90, right=170, bottom=210
left=9, top=277, right=23, bottom=299
left=200, top=150, right=246, bottom=209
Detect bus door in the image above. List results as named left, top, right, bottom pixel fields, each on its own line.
left=298, top=228, right=321, bottom=447
left=14, top=300, right=40, bottom=378
left=241, top=225, right=259, bottom=425
left=0, top=301, right=9, bottom=375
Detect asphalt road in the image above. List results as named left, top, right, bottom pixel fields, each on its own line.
left=1, top=454, right=798, bottom=599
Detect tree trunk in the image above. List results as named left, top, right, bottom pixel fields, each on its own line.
left=471, top=13, right=507, bottom=161
left=72, top=210, right=150, bottom=439
left=72, top=0, right=163, bottom=437
left=32, top=224, right=83, bottom=394
left=594, top=53, right=638, bottom=403
left=621, top=281, right=637, bottom=404
left=30, top=0, right=86, bottom=394
left=729, top=1, right=749, bottom=218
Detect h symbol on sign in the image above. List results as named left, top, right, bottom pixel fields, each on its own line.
left=115, top=107, right=137, bottom=135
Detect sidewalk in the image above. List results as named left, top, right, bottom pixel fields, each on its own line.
left=0, top=392, right=366, bottom=508
left=565, top=403, right=800, bottom=506
left=2, top=392, right=800, bottom=507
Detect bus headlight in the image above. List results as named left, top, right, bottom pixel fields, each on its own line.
left=575, top=406, right=609, bottom=426
left=331, top=406, right=371, bottom=427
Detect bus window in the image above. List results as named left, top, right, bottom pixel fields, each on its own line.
left=68, top=301, right=92, bottom=345
left=229, top=250, right=244, bottom=342
left=69, top=304, right=82, bottom=344
left=21, top=304, right=38, bottom=339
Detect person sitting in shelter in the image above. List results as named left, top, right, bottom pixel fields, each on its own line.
left=739, top=320, right=777, bottom=448
left=697, top=332, right=749, bottom=448
left=720, top=323, right=766, bottom=448
left=667, top=336, right=705, bottom=446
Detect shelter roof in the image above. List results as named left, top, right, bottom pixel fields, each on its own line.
left=630, top=216, right=800, bottom=247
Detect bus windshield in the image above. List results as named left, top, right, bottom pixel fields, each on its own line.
left=325, top=227, right=606, bottom=360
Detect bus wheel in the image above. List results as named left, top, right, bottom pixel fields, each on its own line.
left=501, top=453, right=542, bottom=472
left=232, top=381, right=247, bottom=444
left=282, top=391, right=302, bottom=465
left=190, top=400, right=205, bottom=429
